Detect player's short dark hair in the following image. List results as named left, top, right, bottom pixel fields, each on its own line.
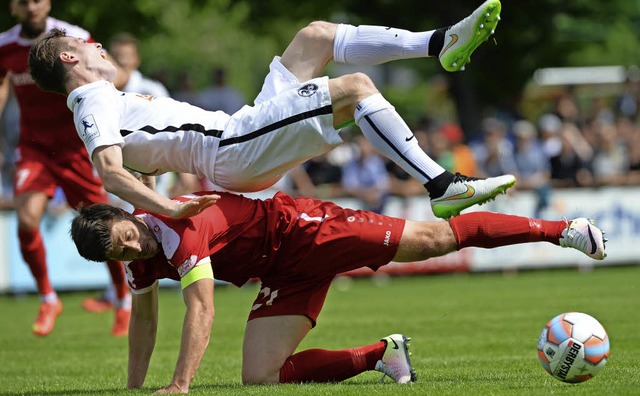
left=28, top=28, right=71, bottom=95
left=70, top=204, right=132, bottom=262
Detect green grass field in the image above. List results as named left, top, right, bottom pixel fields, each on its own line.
left=0, top=265, right=638, bottom=396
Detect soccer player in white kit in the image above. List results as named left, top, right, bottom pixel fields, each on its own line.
left=28, top=0, right=514, bottom=220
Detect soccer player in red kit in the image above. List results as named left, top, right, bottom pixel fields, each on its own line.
left=70, top=191, right=606, bottom=393
left=0, top=0, right=130, bottom=336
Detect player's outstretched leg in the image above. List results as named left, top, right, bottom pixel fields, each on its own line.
left=439, top=0, right=502, bottom=72
left=375, top=334, right=417, bottom=384
left=559, top=218, right=607, bottom=260
left=429, top=172, right=516, bottom=219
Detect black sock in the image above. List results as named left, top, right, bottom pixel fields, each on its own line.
left=424, top=171, right=454, bottom=199
left=427, top=27, right=448, bottom=56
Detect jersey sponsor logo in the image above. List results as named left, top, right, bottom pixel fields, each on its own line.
left=383, top=230, right=392, bottom=246
left=297, top=83, right=319, bottom=97
left=79, top=114, right=100, bottom=144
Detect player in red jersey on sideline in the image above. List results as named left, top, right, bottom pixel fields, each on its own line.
left=70, top=191, right=606, bottom=393
left=0, top=0, right=130, bottom=336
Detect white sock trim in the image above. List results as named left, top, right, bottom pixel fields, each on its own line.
left=354, top=93, right=393, bottom=125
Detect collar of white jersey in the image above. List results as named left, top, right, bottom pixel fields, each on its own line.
left=67, top=80, right=116, bottom=111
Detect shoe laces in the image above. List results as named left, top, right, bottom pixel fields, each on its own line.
left=452, top=172, right=481, bottom=183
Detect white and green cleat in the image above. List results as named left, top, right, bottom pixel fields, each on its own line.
left=439, top=0, right=502, bottom=72
left=430, top=173, right=516, bottom=219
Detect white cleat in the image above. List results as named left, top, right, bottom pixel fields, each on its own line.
left=375, top=334, right=417, bottom=384
left=559, top=218, right=607, bottom=260
left=439, top=0, right=502, bottom=72
left=430, top=173, right=516, bottom=219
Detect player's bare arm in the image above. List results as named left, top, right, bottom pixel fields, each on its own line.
left=128, top=285, right=159, bottom=389
left=156, top=277, right=214, bottom=394
left=91, top=145, right=220, bottom=218
left=0, top=76, right=9, bottom=115
left=140, top=174, right=156, bottom=191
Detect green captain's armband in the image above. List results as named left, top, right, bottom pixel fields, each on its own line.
left=180, top=263, right=214, bottom=289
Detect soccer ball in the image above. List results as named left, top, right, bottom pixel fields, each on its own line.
left=537, top=312, right=610, bottom=383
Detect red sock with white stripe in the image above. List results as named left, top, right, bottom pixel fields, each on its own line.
left=449, top=212, right=565, bottom=249
left=279, top=341, right=385, bottom=383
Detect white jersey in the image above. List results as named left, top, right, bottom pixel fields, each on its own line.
left=67, top=57, right=341, bottom=192
left=68, top=80, right=229, bottom=180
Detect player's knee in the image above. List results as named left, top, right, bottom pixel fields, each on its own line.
left=241, top=367, right=279, bottom=385
left=16, top=211, right=41, bottom=230
left=345, top=72, right=379, bottom=100
left=296, top=21, right=335, bottom=49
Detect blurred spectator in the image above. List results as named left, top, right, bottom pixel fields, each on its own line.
left=549, top=122, right=594, bottom=188
left=512, top=120, right=551, bottom=217
left=439, top=122, right=478, bottom=176
left=538, top=113, right=563, bottom=159
left=554, top=87, right=581, bottom=124
left=109, top=33, right=170, bottom=98
left=615, top=70, right=640, bottom=121
left=426, top=125, right=455, bottom=171
left=197, top=67, right=246, bottom=114
left=591, top=121, right=628, bottom=186
left=471, top=117, right=518, bottom=178
left=292, top=155, right=344, bottom=199
left=341, top=135, right=390, bottom=213
left=172, top=71, right=200, bottom=105
left=625, top=127, right=640, bottom=184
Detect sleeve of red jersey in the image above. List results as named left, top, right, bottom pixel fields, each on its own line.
left=167, top=216, right=214, bottom=280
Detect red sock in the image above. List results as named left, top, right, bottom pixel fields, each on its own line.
left=18, top=228, right=52, bottom=295
left=106, top=261, right=129, bottom=299
left=449, top=212, right=566, bottom=249
left=279, top=341, right=385, bottom=383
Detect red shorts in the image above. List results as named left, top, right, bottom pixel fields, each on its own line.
left=247, top=198, right=406, bottom=326
left=14, top=146, right=109, bottom=207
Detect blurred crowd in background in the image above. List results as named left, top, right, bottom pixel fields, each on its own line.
left=2, top=36, right=640, bottom=218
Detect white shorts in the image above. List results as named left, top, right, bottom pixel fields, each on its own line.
left=213, top=57, right=342, bottom=192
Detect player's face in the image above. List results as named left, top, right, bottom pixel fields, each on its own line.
left=11, top=0, right=50, bottom=37
left=63, top=36, right=118, bottom=82
left=107, top=219, right=159, bottom=262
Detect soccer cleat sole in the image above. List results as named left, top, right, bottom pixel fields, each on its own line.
left=431, top=177, right=515, bottom=219
left=440, top=0, right=502, bottom=72
left=402, top=336, right=418, bottom=383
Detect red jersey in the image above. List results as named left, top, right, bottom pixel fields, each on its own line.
left=0, top=18, right=92, bottom=155
left=127, top=191, right=294, bottom=292
left=125, top=191, right=405, bottom=294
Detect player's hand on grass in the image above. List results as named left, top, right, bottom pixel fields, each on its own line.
left=170, top=194, right=220, bottom=219
left=154, top=383, right=188, bottom=394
